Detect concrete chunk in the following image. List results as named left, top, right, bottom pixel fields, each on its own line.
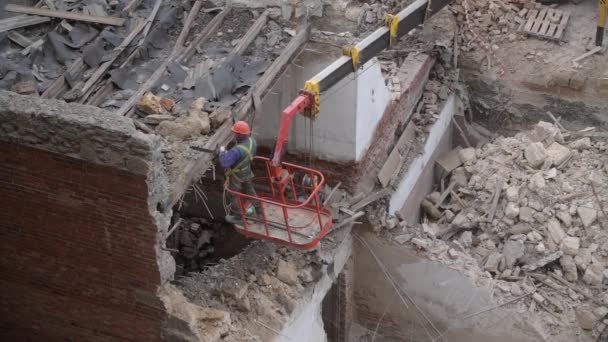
left=524, top=142, right=547, bottom=168
left=570, top=137, right=592, bottom=150
left=277, top=260, right=298, bottom=285
left=577, top=206, right=597, bottom=228
left=547, top=218, right=566, bottom=244
left=503, top=240, right=524, bottom=268
left=505, top=202, right=520, bottom=219
left=546, top=142, right=570, bottom=166
left=560, top=236, right=580, bottom=256
left=458, top=147, right=477, bottom=163
left=485, top=252, right=503, bottom=273
left=560, top=255, right=578, bottom=282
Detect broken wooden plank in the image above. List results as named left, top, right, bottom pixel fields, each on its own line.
left=323, top=182, right=342, bottom=206
left=7, top=31, right=33, bottom=48
left=487, top=179, right=504, bottom=221
left=20, top=38, right=44, bottom=56
left=231, top=10, right=269, bottom=56
left=572, top=46, right=602, bottom=67
left=5, top=4, right=125, bottom=26
left=42, top=58, right=85, bottom=98
left=180, top=7, right=231, bottom=63
left=64, top=20, right=146, bottom=101
left=174, top=0, right=203, bottom=50
left=332, top=211, right=365, bottom=230
left=0, top=15, right=50, bottom=33
left=377, top=121, right=416, bottom=188
left=123, top=0, right=143, bottom=14
left=170, top=26, right=311, bottom=205
left=116, top=2, right=212, bottom=116
left=435, top=147, right=463, bottom=178
left=350, top=188, right=392, bottom=211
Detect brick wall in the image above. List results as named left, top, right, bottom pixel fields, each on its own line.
left=0, top=141, right=164, bottom=341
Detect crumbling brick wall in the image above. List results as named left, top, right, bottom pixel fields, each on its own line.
left=0, top=91, right=174, bottom=341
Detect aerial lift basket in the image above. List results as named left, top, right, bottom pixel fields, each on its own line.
left=226, top=156, right=333, bottom=250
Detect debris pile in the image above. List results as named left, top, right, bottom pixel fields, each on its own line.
left=385, top=121, right=608, bottom=338
left=449, top=0, right=531, bottom=52
left=167, top=217, right=219, bottom=275
left=175, top=241, right=327, bottom=341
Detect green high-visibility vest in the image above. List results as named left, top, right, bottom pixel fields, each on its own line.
left=226, top=137, right=257, bottom=180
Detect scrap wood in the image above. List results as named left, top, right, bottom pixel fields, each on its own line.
left=120, top=0, right=162, bottom=67
left=350, top=188, right=391, bottom=211
left=4, top=4, right=125, bottom=26
left=169, top=26, right=311, bottom=205
left=132, top=118, right=153, bottom=133
left=140, top=0, right=162, bottom=44
left=432, top=182, right=456, bottom=210
left=0, top=15, right=50, bottom=33
left=64, top=20, right=147, bottom=101
left=164, top=218, right=184, bottom=239
left=7, top=31, right=33, bottom=48
left=333, top=211, right=365, bottom=230
left=546, top=111, right=566, bottom=131
left=116, top=6, right=229, bottom=117
left=231, top=10, right=269, bottom=56
left=42, top=58, right=86, bottom=98
left=487, top=178, right=504, bottom=221
left=323, top=182, right=342, bottom=206
left=20, top=38, right=44, bottom=56
left=174, top=0, right=203, bottom=50
left=572, top=46, right=602, bottom=67
left=180, top=7, right=231, bottom=63
left=123, top=0, right=143, bottom=14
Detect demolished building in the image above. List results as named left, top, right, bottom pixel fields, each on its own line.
left=1, top=0, right=608, bottom=341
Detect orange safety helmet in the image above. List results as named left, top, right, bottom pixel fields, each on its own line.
left=231, top=121, right=250, bottom=135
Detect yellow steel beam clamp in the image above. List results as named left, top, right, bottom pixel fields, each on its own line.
left=303, top=80, right=320, bottom=119
left=342, top=45, right=360, bottom=72
left=597, top=0, right=607, bottom=46
left=384, top=14, right=399, bottom=47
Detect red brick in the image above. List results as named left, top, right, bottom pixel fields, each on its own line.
left=0, top=142, right=163, bottom=341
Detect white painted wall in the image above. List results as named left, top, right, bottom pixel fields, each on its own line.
left=355, top=61, right=391, bottom=159
left=253, top=43, right=391, bottom=162
left=389, top=95, right=456, bottom=216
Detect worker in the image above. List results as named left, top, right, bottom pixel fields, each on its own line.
left=220, top=121, right=260, bottom=223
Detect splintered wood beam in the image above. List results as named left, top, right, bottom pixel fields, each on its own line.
left=41, top=57, right=86, bottom=98
left=174, top=0, right=203, bottom=50
left=0, top=15, right=50, bottom=33
left=179, top=7, right=231, bottom=63
left=4, top=4, right=125, bottom=26
left=170, top=25, right=310, bottom=205
left=63, top=20, right=146, bottom=101
left=231, top=10, right=268, bottom=56
left=115, top=4, right=215, bottom=117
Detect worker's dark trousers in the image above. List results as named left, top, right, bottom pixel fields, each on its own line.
left=228, top=175, right=260, bottom=217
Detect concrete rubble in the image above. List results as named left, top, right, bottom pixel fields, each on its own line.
left=379, top=121, right=608, bottom=340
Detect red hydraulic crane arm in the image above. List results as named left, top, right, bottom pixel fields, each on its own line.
left=270, top=92, right=312, bottom=179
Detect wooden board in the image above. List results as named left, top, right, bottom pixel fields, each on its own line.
left=0, top=15, right=50, bottom=33
left=235, top=203, right=331, bottom=246
left=5, top=4, right=125, bottom=26
left=521, top=5, right=569, bottom=41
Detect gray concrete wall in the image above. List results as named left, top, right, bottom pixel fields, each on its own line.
left=353, top=232, right=545, bottom=342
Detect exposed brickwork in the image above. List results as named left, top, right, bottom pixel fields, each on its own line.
left=0, top=141, right=163, bottom=341
left=322, top=258, right=353, bottom=342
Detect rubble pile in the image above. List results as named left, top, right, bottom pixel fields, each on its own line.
left=168, top=217, right=219, bottom=274
left=449, top=0, right=535, bottom=51
left=175, top=241, right=326, bottom=341
left=384, top=121, right=608, bottom=337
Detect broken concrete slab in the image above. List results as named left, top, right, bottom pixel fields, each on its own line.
left=577, top=206, right=597, bottom=228
left=524, top=142, right=547, bottom=168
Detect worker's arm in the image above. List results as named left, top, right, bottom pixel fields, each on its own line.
left=219, top=147, right=241, bottom=168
